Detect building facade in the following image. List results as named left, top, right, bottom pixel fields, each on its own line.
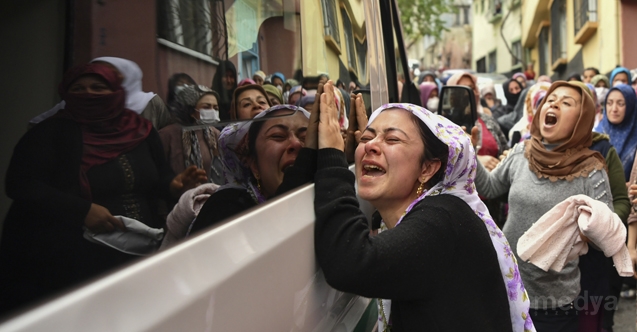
left=407, top=0, right=473, bottom=73
left=522, top=0, right=637, bottom=80
left=472, top=0, right=524, bottom=76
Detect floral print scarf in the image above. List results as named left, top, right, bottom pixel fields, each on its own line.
left=369, top=103, right=535, bottom=332
left=217, top=105, right=311, bottom=204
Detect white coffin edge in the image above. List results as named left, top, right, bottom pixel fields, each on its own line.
left=0, top=178, right=375, bottom=332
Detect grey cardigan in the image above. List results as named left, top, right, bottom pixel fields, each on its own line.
left=475, top=142, right=612, bottom=309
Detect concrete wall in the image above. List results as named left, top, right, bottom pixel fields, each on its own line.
left=0, top=0, right=67, bottom=235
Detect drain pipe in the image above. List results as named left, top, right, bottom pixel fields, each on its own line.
left=616, top=0, right=621, bottom=66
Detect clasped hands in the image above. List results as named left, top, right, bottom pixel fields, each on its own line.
left=306, top=80, right=368, bottom=162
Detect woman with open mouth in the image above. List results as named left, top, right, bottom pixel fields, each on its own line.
left=474, top=81, right=613, bottom=332
left=314, top=82, right=533, bottom=331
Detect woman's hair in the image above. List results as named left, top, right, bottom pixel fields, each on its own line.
left=584, top=67, right=600, bottom=75
left=410, top=113, right=449, bottom=187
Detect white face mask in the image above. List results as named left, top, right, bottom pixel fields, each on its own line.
left=197, top=109, right=220, bottom=123
left=426, top=97, right=439, bottom=112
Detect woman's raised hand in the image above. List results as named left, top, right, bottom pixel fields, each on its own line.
left=170, top=165, right=208, bottom=198
left=84, top=203, right=125, bottom=234
left=630, top=184, right=637, bottom=203
left=477, top=155, right=500, bottom=171
left=305, top=83, right=324, bottom=150
left=318, top=81, right=345, bottom=151
left=345, top=93, right=368, bottom=162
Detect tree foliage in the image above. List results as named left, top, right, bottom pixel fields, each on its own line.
left=397, top=0, right=457, bottom=45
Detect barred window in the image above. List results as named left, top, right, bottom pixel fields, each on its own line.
left=511, top=41, right=522, bottom=66
left=157, top=0, right=227, bottom=60
left=321, top=0, right=340, bottom=45
left=551, top=0, right=567, bottom=64
left=488, top=50, right=497, bottom=73
left=341, top=8, right=356, bottom=71
left=573, top=0, right=597, bottom=36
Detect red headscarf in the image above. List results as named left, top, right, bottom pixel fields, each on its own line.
left=55, top=63, right=152, bottom=199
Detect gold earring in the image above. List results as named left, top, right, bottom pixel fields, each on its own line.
left=416, top=181, right=426, bottom=197
left=255, top=173, right=261, bottom=192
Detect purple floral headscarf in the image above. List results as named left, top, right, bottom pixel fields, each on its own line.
left=369, top=103, right=535, bottom=332
left=218, top=105, right=310, bottom=204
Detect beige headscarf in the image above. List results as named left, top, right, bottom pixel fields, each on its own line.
left=525, top=81, right=606, bottom=182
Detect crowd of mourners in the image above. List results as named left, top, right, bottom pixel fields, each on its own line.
left=1, top=56, right=637, bottom=332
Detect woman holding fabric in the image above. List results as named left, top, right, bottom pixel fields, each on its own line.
left=474, top=81, right=613, bottom=331
left=0, top=64, right=206, bottom=314
left=314, top=82, right=532, bottom=331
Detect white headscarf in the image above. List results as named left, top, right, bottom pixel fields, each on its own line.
left=370, top=103, right=535, bottom=332
left=30, top=57, right=156, bottom=124
left=91, top=57, right=156, bottom=113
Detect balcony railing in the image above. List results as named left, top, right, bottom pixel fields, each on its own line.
left=573, top=0, right=598, bottom=44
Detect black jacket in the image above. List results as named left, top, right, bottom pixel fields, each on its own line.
left=314, top=149, right=513, bottom=332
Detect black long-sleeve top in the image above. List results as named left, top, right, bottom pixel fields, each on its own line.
left=314, top=149, right=513, bottom=332
left=190, top=147, right=317, bottom=235
left=0, top=117, right=175, bottom=314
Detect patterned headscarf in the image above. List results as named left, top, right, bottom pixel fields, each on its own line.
left=217, top=105, right=310, bottom=203
left=369, top=103, right=534, bottom=332
left=594, top=84, right=637, bottom=180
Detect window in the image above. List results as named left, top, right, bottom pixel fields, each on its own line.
left=157, top=0, right=225, bottom=59
left=551, top=0, right=567, bottom=66
left=488, top=50, right=497, bottom=73
left=538, top=26, right=549, bottom=75
left=574, top=0, right=597, bottom=36
left=511, top=40, right=522, bottom=66
left=463, top=6, right=471, bottom=25
left=476, top=57, right=487, bottom=73
left=355, top=38, right=368, bottom=82
left=573, top=0, right=598, bottom=44
left=321, top=0, right=340, bottom=46
left=491, top=0, right=502, bottom=15
left=341, top=8, right=357, bottom=71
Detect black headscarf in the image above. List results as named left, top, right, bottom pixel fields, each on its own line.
left=211, top=60, right=237, bottom=121
left=503, top=79, right=523, bottom=107
left=167, top=73, right=196, bottom=105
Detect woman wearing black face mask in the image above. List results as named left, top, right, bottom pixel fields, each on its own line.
left=492, top=79, right=523, bottom=120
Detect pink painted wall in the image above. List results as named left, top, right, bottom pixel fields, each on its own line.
left=621, top=0, right=637, bottom=69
